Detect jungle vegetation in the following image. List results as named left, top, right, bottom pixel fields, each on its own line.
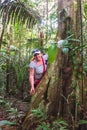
left=0, top=0, right=87, bottom=130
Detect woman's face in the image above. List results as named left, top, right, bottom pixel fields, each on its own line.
left=34, top=53, right=42, bottom=61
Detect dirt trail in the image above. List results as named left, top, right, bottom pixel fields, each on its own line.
left=0, top=97, right=30, bottom=130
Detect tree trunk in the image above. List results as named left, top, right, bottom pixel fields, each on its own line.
left=75, top=0, right=83, bottom=104
left=57, top=0, right=74, bottom=117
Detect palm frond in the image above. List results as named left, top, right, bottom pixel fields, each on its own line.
left=0, top=0, right=41, bottom=28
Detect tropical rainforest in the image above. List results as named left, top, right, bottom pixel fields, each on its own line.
left=0, top=0, right=87, bottom=130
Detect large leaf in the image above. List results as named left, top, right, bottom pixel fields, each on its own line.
left=84, top=2, right=87, bottom=18
left=0, top=0, right=41, bottom=28
left=79, top=120, right=87, bottom=125
left=48, top=43, right=58, bottom=64
left=0, top=120, right=16, bottom=126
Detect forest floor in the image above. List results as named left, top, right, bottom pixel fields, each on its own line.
left=0, top=96, right=30, bottom=130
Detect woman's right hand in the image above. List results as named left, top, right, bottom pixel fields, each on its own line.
left=30, top=87, right=35, bottom=95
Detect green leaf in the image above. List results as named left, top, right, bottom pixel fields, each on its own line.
left=48, top=43, right=58, bottom=64
left=68, top=38, right=81, bottom=43
left=83, top=66, right=87, bottom=71
left=58, top=40, right=69, bottom=48
left=74, top=1, right=77, bottom=11
left=62, top=40, right=69, bottom=47
left=0, top=99, right=5, bottom=104
left=58, top=120, right=68, bottom=126
left=79, top=120, right=87, bottom=125
left=0, top=120, right=16, bottom=126
left=60, top=127, right=68, bottom=130
left=62, top=48, right=69, bottom=54
left=84, top=2, right=87, bottom=16
left=10, top=51, right=15, bottom=56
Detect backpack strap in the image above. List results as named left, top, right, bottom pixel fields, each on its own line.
left=42, top=56, right=45, bottom=76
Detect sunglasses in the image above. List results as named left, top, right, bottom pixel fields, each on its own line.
left=34, top=53, right=40, bottom=56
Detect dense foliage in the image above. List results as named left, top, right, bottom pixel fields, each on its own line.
left=0, top=0, right=87, bottom=129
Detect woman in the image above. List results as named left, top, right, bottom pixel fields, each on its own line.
left=29, top=49, right=48, bottom=95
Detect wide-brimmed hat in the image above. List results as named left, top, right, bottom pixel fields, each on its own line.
left=32, top=49, right=41, bottom=56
